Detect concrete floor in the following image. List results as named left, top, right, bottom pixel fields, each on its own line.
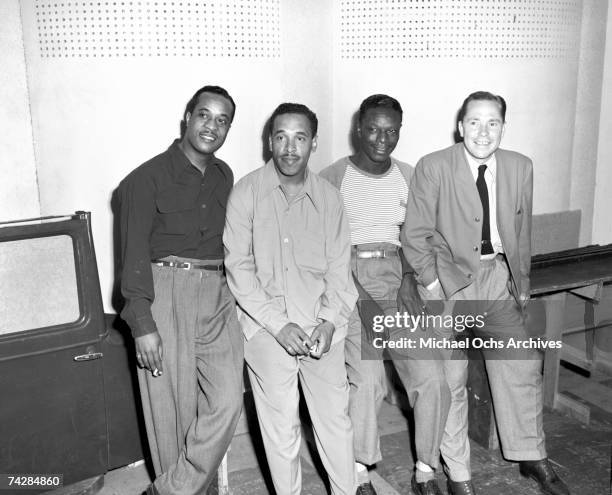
left=93, top=364, right=612, bottom=495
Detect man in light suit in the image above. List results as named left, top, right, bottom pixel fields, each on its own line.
left=399, top=91, right=570, bottom=495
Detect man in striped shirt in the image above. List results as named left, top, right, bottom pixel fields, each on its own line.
left=321, top=95, right=449, bottom=495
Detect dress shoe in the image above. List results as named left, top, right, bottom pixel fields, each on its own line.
left=519, top=459, right=570, bottom=495
left=356, top=480, right=377, bottom=494
left=411, top=474, right=443, bottom=495
left=447, top=479, right=477, bottom=495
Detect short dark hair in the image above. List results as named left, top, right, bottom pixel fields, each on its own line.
left=183, top=85, right=236, bottom=124
left=267, top=103, right=318, bottom=137
left=458, top=91, right=507, bottom=123
left=358, top=94, right=403, bottom=123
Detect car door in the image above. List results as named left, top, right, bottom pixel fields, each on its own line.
left=0, top=212, right=108, bottom=490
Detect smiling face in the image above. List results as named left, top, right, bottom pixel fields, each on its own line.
left=458, top=99, right=506, bottom=164
left=269, top=112, right=317, bottom=183
left=180, top=92, right=233, bottom=162
left=356, top=107, right=402, bottom=169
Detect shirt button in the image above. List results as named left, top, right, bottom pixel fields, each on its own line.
left=475, top=217, right=480, bottom=222
left=473, top=246, right=479, bottom=251
left=283, top=238, right=289, bottom=244
left=467, top=273, right=473, bottom=279
left=201, top=204, right=207, bottom=209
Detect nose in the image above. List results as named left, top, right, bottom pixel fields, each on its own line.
left=286, top=138, right=297, bottom=153
left=478, top=124, right=488, bottom=136
left=376, top=130, right=387, bottom=144
left=203, top=115, right=218, bottom=132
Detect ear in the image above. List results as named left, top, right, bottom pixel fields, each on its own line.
left=312, top=136, right=318, bottom=152
left=268, top=134, right=273, bottom=153
left=501, top=122, right=507, bottom=138
left=185, top=112, right=192, bottom=125
left=458, top=121, right=464, bottom=138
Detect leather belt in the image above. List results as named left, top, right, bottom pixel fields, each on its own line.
left=153, top=260, right=224, bottom=271
left=354, top=248, right=399, bottom=259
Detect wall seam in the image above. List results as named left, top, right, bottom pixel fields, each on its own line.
left=18, top=0, right=42, bottom=217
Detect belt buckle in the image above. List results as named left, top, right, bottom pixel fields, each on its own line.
left=180, top=261, right=192, bottom=270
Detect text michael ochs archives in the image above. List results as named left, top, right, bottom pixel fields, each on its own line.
left=369, top=311, right=563, bottom=351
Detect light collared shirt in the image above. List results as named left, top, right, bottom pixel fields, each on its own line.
left=463, top=149, right=504, bottom=259
left=223, top=160, right=357, bottom=344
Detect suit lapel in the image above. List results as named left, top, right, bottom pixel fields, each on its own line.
left=453, top=144, right=481, bottom=215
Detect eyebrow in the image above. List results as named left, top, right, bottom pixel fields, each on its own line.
left=272, top=129, right=311, bottom=137
left=195, top=106, right=230, bottom=119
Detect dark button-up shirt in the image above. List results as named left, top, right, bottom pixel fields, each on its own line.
left=119, top=140, right=233, bottom=337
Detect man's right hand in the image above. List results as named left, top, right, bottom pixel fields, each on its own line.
left=135, top=331, right=163, bottom=376
left=275, top=323, right=313, bottom=356
left=397, top=272, right=426, bottom=316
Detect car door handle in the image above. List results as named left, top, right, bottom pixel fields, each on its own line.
left=73, top=350, right=104, bottom=362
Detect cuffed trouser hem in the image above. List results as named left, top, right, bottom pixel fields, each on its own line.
left=418, top=454, right=441, bottom=471
left=502, top=449, right=547, bottom=461
left=445, top=468, right=471, bottom=483
left=354, top=449, right=382, bottom=467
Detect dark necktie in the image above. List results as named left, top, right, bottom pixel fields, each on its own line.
left=476, top=164, right=494, bottom=255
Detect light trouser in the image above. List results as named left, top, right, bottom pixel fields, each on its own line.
left=347, top=243, right=451, bottom=469
left=245, top=330, right=357, bottom=495
left=137, top=257, right=244, bottom=495
left=414, top=256, right=546, bottom=482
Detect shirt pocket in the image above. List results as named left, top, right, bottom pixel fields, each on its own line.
left=155, top=187, right=199, bottom=234
left=293, top=231, right=328, bottom=276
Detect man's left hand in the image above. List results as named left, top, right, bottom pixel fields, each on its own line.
left=309, top=320, right=335, bottom=359
left=397, top=272, right=425, bottom=316
left=519, top=292, right=530, bottom=310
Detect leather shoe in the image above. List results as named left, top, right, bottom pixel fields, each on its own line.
left=447, top=479, right=477, bottom=495
left=519, top=459, right=570, bottom=495
left=411, top=474, right=443, bottom=495
left=356, top=481, right=377, bottom=494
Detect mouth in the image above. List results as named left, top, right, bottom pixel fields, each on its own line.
left=473, top=140, right=491, bottom=146
left=199, top=132, right=217, bottom=142
left=372, top=145, right=389, bottom=154
left=282, top=155, right=299, bottom=164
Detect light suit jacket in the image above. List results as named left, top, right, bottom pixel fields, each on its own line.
left=401, top=142, right=533, bottom=303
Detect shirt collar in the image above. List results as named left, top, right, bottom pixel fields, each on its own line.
left=261, top=159, right=320, bottom=211
left=463, top=148, right=497, bottom=181
left=168, top=139, right=228, bottom=182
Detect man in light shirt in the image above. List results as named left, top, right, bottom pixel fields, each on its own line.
left=224, top=103, right=358, bottom=495
left=400, top=91, right=570, bottom=495
left=322, top=94, right=450, bottom=495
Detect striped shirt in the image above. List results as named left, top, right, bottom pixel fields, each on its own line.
left=339, top=157, right=410, bottom=246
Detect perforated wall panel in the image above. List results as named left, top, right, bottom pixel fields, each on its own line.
left=340, top=0, right=582, bottom=59
left=35, top=0, right=280, bottom=58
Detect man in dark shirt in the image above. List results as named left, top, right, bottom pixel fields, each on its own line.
left=119, top=85, right=243, bottom=495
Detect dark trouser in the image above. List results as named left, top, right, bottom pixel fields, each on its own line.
left=137, top=256, right=244, bottom=495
